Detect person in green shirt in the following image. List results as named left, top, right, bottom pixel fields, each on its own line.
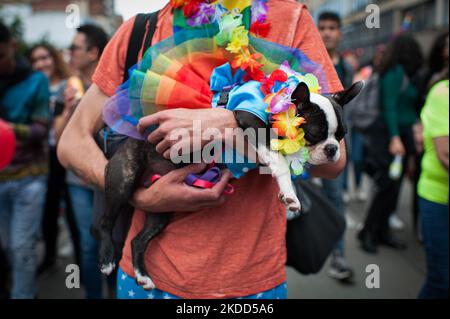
left=358, top=35, right=424, bottom=253
left=417, top=73, right=449, bottom=299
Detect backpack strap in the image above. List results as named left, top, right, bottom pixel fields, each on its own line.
left=123, top=11, right=159, bottom=83
left=143, top=11, right=159, bottom=55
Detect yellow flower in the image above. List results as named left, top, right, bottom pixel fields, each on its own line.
left=226, top=26, right=249, bottom=54
left=271, top=105, right=305, bottom=139
left=271, top=128, right=306, bottom=155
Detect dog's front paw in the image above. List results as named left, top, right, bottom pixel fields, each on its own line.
left=135, top=269, right=156, bottom=291
left=279, top=192, right=301, bottom=213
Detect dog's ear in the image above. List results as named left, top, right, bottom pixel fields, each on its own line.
left=332, top=81, right=364, bottom=107
left=291, top=82, right=311, bottom=107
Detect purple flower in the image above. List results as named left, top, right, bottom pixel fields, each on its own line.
left=187, top=3, right=216, bottom=27
left=270, top=93, right=293, bottom=114
left=251, top=0, right=269, bottom=24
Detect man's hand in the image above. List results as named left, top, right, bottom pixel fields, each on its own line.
left=131, top=164, right=232, bottom=213
left=63, top=86, right=79, bottom=116
left=137, top=108, right=238, bottom=159
left=389, top=136, right=406, bottom=156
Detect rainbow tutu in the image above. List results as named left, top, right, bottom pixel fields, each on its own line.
left=102, top=23, right=332, bottom=140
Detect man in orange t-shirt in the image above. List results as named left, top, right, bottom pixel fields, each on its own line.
left=58, top=0, right=346, bottom=299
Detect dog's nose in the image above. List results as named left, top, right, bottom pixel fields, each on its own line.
left=324, top=144, right=338, bottom=158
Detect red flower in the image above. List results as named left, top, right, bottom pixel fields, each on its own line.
left=250, top=21, right=271, bottom=38
left=244, top=67, right=266, bottom=82
left=260, top=70, right=288, bottom=95
left=183, top=1, right=201, bottom=18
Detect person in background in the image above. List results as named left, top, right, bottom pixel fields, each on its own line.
left=0, top=22, right=50, bottom=299
left=342, top=51, right=368, bottom=203
left=417, top=67, right=449, bottom=300
left=317, top=11, right=354, bottom=283
left=412, top=32, right=449, bottom=235
left=27, top=43, right=81, bottom=275
left=423, top=33, right=449, bottom=99
left=54, top=24, right=109, bottom=299
left=358, top=35, right=424, bottom=254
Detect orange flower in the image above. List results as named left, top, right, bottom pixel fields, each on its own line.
left=231, top=47, right=262, bottom=72
left=271, top=104, right=306, bottom=139
left=170, top=0, right=189, bottom=8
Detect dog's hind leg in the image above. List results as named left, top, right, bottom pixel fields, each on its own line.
left=99, top=139, right=147, bottom=275
left=131, top=213, right=171, bottom=290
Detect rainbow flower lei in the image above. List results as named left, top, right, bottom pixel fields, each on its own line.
left=170, top=0, right=320, bottom=176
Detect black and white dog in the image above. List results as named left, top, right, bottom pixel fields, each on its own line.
left=98, top=80, right=363, bottom=290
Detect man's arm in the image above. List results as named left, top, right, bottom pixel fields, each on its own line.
left=57, top=84, right=108, bottom=189
left=57, top=84, right=231, bottom=211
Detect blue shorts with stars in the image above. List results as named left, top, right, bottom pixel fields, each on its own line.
left=117, top=267, right=288, bottom=299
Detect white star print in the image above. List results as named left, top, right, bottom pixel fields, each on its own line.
left=128, top=290, right=135, bottom=298
left=256, top=293, right=263, bottom=299
left=147, top=293, right=155, bottom=299
left=163, top=294, right=172, bottom=299
left=121, top=273, right=127, bottom=280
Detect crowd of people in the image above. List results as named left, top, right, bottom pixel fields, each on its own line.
left=0, top=22, right=109, bottom=299
left=316, top=12, right=448, bottom=298
left=0, top=3, right=448, bottom=300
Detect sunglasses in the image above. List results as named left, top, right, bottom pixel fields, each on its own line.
left=68, top=44, right=88, bottom=52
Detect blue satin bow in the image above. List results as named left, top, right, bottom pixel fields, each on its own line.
left=210, top=63, right=269, bottom=125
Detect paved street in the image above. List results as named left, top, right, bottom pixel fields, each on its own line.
left=287, top=177, right=425, bottom=299
left=36, top=176, right=425, bottom=299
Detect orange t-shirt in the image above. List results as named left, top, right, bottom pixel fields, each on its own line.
left=93, top=0, right=343, bottom=299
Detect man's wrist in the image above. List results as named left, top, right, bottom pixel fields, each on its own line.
left=221, top=109, right=239, bottom=140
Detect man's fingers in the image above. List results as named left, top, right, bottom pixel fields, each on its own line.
left=169, top=163, right=208, bottom=182
left=147, top=127, right=166, bottom=144
left=163, top=139, right=189, bottom=159
left=155, top=138, right=171, bottom=155
left=163, top=149, right=171, bottom=160
left=138, top=113, right=162, bottom=134
left=209, top=170, right=232, bottom=197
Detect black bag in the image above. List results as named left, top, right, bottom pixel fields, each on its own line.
left=286, top=180, right=346, bottom=275
left=91, top=12, right=159, bottom=253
